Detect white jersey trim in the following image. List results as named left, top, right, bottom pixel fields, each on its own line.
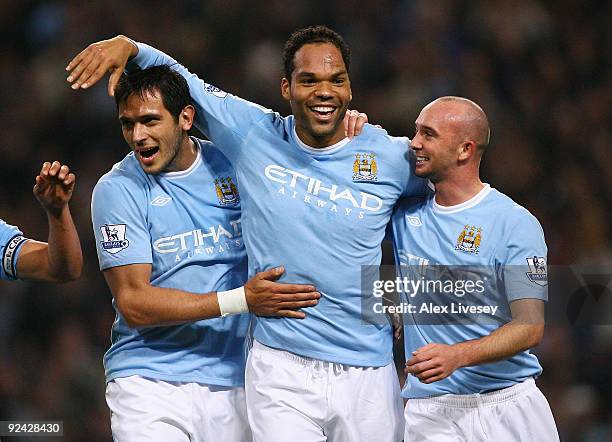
left=433, top=184, right=492, bottom=214
left=292, top=126, right=350, bottom=155
left=159, top=138, right=202, bottom=179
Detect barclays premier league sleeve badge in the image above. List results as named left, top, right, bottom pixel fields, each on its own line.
left=526, top=256, right=548, bottom=286
left=100, top=224, right=130, bottom=254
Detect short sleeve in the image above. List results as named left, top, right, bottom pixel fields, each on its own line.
left=91, top=178, right=152, bottom=271
left=0, top=219, right=27, bottom=280
left=501, top=209, right=548, bottom=302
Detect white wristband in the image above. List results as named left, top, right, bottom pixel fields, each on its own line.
left=217, top=286, right=249, bottom=317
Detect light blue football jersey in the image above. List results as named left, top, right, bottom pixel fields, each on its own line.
left=391, top=184, right=548, bottom=398
left=92, top=138, right=249, bottom=386
left=130, top=43, right=428, bottom=366
left=0, top=219, right=27, bottom=281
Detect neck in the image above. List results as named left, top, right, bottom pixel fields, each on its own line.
left=170, top=136, right=197, bottom=172
left=295, top=123, right=345, bottom=149
left=433, top=175, right=485, bottom=207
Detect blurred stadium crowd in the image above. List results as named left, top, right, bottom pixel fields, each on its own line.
left=0, top=0, right=609, bottom=440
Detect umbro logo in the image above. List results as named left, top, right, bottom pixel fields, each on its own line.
left=151, top=196, right=172, bottom=206
left=406, top=215, right=422, bottom=227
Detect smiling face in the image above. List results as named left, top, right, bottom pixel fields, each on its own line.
left=411, top=101, right=467, bottom=182
left=411, top=98, right=489, bottom=183
left=118, top=89, right=194, bottom=174
left=281, top=42, right=352, bottom=148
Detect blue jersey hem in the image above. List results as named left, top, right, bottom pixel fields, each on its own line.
left=401, top=376, right=538, bottom=399
left=106, top=369, right=245, bottom=387
left=255, top=335, right=393, bottom=368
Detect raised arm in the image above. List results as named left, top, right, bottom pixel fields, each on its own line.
left=65, top=36, right=370, bottom=137
left=105, top=263, right=320, bottom=328
left=16, top=161, right=82, bottom=282
left=66, top=36, right=138, bottom=96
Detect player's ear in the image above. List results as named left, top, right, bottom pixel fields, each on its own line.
left=457, top=140, right=476, bottom=162
left=281, top=78, right=291, bottom=101
left=180, top=105, right=195, bottom=131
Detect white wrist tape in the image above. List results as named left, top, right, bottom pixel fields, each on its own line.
left=217, top=286, right=249, bottom=317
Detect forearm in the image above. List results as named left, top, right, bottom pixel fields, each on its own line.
left=116, top=284, right=222, bottom=328
left=46, top=206, right=82, bottom=281
left=454, top=322, right=544, bottom=368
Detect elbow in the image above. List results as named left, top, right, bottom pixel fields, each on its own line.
left=50, top=263, right=83, bottom=283
left=47, top=252, right=83, bottom=283
left=526, top=324, right=545, bottom=349
left=66, top=262, right=83, bottom=281
left=59, top=265, right=82, bottom=282
left=118, top=305, right=146, bottom=328
left=115, top=294, right=149, bottom=328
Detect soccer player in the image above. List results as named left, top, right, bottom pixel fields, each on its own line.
left=1, top=161, right=82, bottom=283
left=67, top=26, right=427, bottom=442
left=83, top=66, right=324, bottom=441
left=390, top=97, right=559, bottom=441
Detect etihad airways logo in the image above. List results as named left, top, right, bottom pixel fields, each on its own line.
left=153, top=221, right=242, bottom=260
left=264, top=165, right=382, bottom=218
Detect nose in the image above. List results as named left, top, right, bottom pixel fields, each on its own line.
left=315, top=81, right=333, bottom=99
left=410, top=135, right=422, bottom=151
left=132, top=123, right=147, bottom=145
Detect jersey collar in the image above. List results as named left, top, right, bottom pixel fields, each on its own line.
left=433, top=184, right=492, bottom=214
left=292, top=124, right=350, bottom=155
left=159, top=137, right=202, bottom=179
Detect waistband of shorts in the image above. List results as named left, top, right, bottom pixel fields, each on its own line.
left=412, top=378, right=537, bottom=408
left=252, top=339, right=325, bottom=366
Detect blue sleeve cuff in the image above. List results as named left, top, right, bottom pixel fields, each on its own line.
left=2, top=235, right=28, bottom=280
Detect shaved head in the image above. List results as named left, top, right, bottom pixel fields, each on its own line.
left=424, top=96, right=490, bottom=151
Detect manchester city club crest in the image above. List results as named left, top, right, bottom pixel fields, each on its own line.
left=100, top=224, right=129, bottom=254
left=215, top=177, right=240, bottom=205
left=526, top=256, right=548, bottom=286
left=352, top=153, right=378, bottom=182
left=455, top=225, right=482, bottom=254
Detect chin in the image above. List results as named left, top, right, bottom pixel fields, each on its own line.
left=414, top=169, right=430, bottom=179
left=139, top=163, right=163, bottom=175
left=313, top=122, right=341, bottom=138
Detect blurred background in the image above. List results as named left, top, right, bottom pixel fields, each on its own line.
left=0, top=0, right=610, bottom=440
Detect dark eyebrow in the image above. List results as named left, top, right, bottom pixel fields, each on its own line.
left=119, top=113, right=161, bottom=124
left=295, top=69, right=348, bottom=79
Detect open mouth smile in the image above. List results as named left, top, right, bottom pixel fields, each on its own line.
left=308, top=105, right=337, bottom=121
left=136, top=146, right=160, bottom=164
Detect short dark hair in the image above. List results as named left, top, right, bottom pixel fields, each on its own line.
left=282, top=25, right=351, bottom=81
left=114, top=65, right=192, bottom=120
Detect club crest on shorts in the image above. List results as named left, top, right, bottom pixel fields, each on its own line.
left=526, top=256, right=548, bottom=286
left=352, top=153, right=378, bottom=182
left=215, top=177, right=240, bottom=205
left=456, top=225, right=482, bottom=254
left=100, top=224, right=129, bottom=254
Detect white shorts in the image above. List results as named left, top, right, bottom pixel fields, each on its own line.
left=404, top=378, right=559, bottom=442
left=245, top=340, right=403, bottom=442
left=106, top=375, right=251, bottom=442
